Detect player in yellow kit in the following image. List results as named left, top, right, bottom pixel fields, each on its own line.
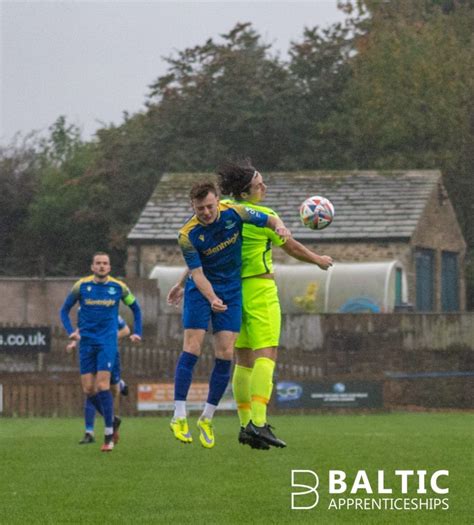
left=217, top=161, right=333, bottom=449
left=168, top=163, right=332, bottom=448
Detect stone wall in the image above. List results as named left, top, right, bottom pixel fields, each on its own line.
left=126, top=241, right=412, bottom=280
left=127, top=241, right=413, bottom=303
left=410, top=184, right=466, bottom=310
left=0, top=277, right=159, bottom=329
left=126, top=243, right=183, bottom=278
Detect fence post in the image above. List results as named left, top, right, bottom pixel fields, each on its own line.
left=37, top=352, right=44, bottom=372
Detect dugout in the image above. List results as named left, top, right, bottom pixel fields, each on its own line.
left=150, top=260, right=408, bottom=314
left=275, top=260, right=408, bottom=314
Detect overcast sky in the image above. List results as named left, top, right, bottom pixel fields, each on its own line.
left=1, top=1, right=346, bottom=144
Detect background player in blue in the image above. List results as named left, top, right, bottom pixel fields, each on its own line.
left=60, top=252, right=142, bottom=452
left=170, top=181, right=290, bottom=448
left=67, top=315, right=131, bottom=445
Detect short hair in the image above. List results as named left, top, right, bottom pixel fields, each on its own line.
left=91, top=252, right=110, bottom=264
left=189, top=181, right=219, bottom=201
left=216, top=159, right=257, bottom=200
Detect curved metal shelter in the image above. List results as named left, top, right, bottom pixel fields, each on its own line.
left=150, top=260, right=407, bottom=314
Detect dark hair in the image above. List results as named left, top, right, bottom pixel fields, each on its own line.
left=189, top=181, right=219, bottom=201
left=91, top=252, right=110, bottom=264
left=216, top=160, right=257, bottom=201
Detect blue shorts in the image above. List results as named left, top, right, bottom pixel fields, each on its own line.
left=79, top=341, right=118, bottom=375
left=110, top=352, right=121, bottom=385
left=182, top=279, right=242, bottom=333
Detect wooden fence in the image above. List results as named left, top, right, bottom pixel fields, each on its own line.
left=0, top=314, right=472, bottom=416
left=1, top=374, right=472, bottom=417
left=1, top=361, right=472, bottom=417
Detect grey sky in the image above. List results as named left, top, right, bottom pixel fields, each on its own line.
left=1, top=1, right=346, bottom=143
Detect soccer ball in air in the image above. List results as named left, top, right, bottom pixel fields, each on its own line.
left=299, top=195, right=335, bottom=230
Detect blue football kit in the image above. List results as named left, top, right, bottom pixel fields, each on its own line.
left=60, top=276, right=142, bottom=375
left=178, top=202, right=268, bottom=333
left=74, top=309, right=127, bottom=383
left=110, top=315, right=127, bottom=385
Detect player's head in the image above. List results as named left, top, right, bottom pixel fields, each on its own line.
left=217, top=159, right=266, bottom=203
left=189, top=181, right=220, bottom=225
left=91, top=252, right=111, bottom=279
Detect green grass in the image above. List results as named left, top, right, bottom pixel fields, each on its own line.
left=0, top=414, right=472, bottom=524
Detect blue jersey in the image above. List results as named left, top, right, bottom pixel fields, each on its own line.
left=60, top=276, right=142, bottom=344
left=118, top=315, right=126, bottom=331
left=76, top=311, right=127, bottom=333
left=178, top=202, right=268, bottom=284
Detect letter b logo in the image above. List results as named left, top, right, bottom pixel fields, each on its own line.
left=291, top=470, right=319, bottom=510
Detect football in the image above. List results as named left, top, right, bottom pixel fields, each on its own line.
left=299, top=195, right=335, bottom=230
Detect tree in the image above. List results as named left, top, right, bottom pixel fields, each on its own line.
left=0, top=134, right=42, bottom=274
left=146, top=23, right=296, bottom=170
left=337, top=0, right=474, bottom=305
left=23, top=117, right=101, bottom=274
left=287, top=22, right=354, bottom=169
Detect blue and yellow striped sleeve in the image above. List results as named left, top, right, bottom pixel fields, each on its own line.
left=112, top=278, right=142, bottom=337
left=70, top=277, right=87, bottom=298
left=231, top=204, right=268, bottom=227
left=121, top=284, right=136, bottom=306
left=178, top=228, right=201, bottom=271
left=59, top=278, right=83, bottom=335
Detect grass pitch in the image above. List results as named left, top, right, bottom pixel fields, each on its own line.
left=0, top=413, right=471, bottom=524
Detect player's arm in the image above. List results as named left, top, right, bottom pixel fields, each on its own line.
left=178, top=229, right=226, bottom=312
left=233, top=204, right=291, bottom=240
left=59, top=285, right=80, bottom=340
left=190, top=267, right=227, bottom=312
left=118, top=316, right=131, bottom=339
left=167, top=269, right=189, bottom=307
left=66, top=339, right=77, bottom=353
left=118, top=325, right=131, bottom=339
left=265, top=215, right=291, bottom=241
left=281, top=238, right=333, bottom=270
left=121, top=288, right=142, bottom=343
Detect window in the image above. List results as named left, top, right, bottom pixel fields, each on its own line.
left=441, top=251, right=459, bottom=312
left=415, top=249, right=434, bottom=312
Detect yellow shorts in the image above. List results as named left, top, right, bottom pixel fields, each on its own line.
left=235, top=278, right=281, bottom=350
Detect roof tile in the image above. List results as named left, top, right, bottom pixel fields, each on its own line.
left=128, top=171, right=441, bottom=241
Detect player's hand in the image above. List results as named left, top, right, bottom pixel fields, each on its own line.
left=275, top=226, right=291, bottom=241
left=69, top=330, right=80, bottom=341
left=210, top=298, right=227, bottom=312
left=167, top=283, right=184, bottom=307
left=129, top=334, right=142, bottom=344
left=316, top=255, right=333, bottom=270
left=66, top=340, right=77, bottom=353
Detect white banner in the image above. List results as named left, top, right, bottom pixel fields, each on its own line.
left=137, top=383, right=236, bottom=411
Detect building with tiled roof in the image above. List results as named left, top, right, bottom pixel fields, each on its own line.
left=127, top=170, right=466, bottom=311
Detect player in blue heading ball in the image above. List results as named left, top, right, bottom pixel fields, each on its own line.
left=170, top=181, right=291, bottom=448
left=60, top=252, right=142, bottom=452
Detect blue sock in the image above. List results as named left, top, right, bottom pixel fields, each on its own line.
left=174, top=351, right=199, bottom=401
left=87, top=393, right=103, bottom=416
left=207, top=358, right=232, bottom=406
left=97, top=390, right=114, bottom=430
left=84, top=397, right=97, bottom=433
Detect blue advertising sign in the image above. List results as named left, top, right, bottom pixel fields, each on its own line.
left=276, top=381, right=383, bottom=409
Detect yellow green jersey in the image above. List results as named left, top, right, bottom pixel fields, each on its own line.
left=221, top=199, right=286, bottom=278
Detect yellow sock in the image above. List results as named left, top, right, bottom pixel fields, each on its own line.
left=232, top=365, right=252, bottom=427
left=250, top=357, right=275, bottom=427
